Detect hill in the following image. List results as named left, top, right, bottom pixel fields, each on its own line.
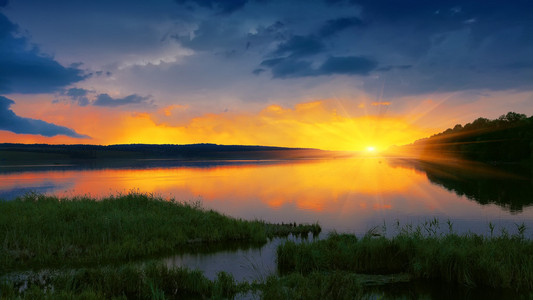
left=396, top=112, right=533, bottom=163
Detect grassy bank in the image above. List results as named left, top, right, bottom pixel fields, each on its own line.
left=2, top=194, right=532, bottom=297
left=0, top=265, right=407, bottom=300
left=277, top=227, right=533, bottom=290
left=0, top=264, right=404, bottom=300
left=0, top=263, right=249, bottom=299
left=0, top=193, right=319, bottom=273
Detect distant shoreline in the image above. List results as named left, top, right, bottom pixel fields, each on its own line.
left=0, top=143, right=351, bottom=166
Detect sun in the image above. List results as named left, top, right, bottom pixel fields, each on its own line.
left=366, top=146, right=376, bottom=152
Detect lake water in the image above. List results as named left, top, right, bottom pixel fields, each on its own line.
left=2, top=156, right=533, bottom=295
left=2, top=157, right=532, bottom=237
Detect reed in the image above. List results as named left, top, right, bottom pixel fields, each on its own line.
left=259, top=271, right=364, bottom=299
left=0, top=192, right=320, bottom=273
left=276, top=223, right=533, bottom=290
left=0, top=263, right=248, bottom=299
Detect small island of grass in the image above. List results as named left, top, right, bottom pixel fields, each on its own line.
left=0, top=192, right=320, bottom=273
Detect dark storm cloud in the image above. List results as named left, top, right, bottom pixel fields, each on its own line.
left=175, top=18, right=242, bottom=52
left=272, top=35, right=325, bottom=57
left=65, top=88, right=90, bottom=106
left=174, top=0, right=248, bottom=14
left=0, top=96, right=89, bottom=138
left=0, top=14, right=85, bottom=94
left=336, top=0, right=533, bottom=57
left=66, top=88, right=88, bottom=97
left=93, top=93, right=153, bottom=107
left=376, top=65, right=412, bottom=72
left=252, top=68, right=266, bottom=75
left=260, top=55, right=378, bottom=78
left=321, top=0, right=533, bottom=95
left=255, top=9, right=377, bottom=79
left=343, top=0, right=533, bottom=24
left=60, top=89, right=154, bottom=107
left=319, top=56, right=377, bottom=75
left=6, top=0, right=533, bottom=100
left=318, top=17, right=364, bottom=38
left=260, top=58, right=314, bottom=78
left=257, top=17, right=379, bottom=79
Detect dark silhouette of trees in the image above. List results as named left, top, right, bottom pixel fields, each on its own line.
left=412, top=112, right=533, bottom=162
left=0, top=143, right=330, bottom=165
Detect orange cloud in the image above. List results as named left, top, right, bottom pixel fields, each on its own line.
left=0, top=98, right=435, bottom=151
left=371, top=101, right=391, bottom=106
left=161, top=104, right=188, bottom=117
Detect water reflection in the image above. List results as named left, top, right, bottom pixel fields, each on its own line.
left=161, top=236, right=313, bottom=282
left=1, top=158, right=532, bottom=236
left=392, top=159, right=533, bottom=212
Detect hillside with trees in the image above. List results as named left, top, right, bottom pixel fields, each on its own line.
left=404, top=112, right=533, bottom=162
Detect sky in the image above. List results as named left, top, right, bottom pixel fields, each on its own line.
left=1, top=0, right=532, bottom=151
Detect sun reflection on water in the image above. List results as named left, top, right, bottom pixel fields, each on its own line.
left=2, top=157, right=532, bottom=234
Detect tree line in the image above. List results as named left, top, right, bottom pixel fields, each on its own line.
left=410, top=112, right=533, bottom=162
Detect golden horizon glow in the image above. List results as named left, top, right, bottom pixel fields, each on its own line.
left=1, top=99, right=437, bottom=151
left=0, top=158, right=427, bottom=212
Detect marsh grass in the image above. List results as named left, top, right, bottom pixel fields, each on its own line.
left=258, top=271, right=365, bottom=299
left=2, top=266, right=388, bottom=300
left=257, top=271, right=416, bottom=300
left=0, top=263, right=249, bottom=299
left=3, top=194, right=532, bottom=297
left=265, top=222, right=321, bottom=238
left=277, top=221, right=533, bottom=290
left=0, top=192, right=320, bottom=273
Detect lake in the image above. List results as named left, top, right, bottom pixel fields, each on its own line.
left=2, top=156, right=533, bottom=297
left=2, top=157, right=532, bottom=237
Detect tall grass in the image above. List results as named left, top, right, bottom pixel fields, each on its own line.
left=277, top=223, right=533, bottom=290
left=259, top=271, right=364, bottom=299
left=0, top=192, right=320, bottom=273
left=265, top=222, right=321, bottom=238
left=0, top=263, right=248, bottom=299
left=0, top=266, right=412, bottom=299
left=258, top=271, right=415, bottom=300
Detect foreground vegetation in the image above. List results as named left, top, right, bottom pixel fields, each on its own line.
left=2, top=263, right=529, bottom=299
left=3, top=225, right=532, bottom=299
left=0, top=263, right=248, bottom=299
left=0, top=265, right=411, bottom=300
left=1, top=193, right=532, bottom=298
left=0, top=193, right=320, bottom=273
left=278, top=223, right=533, bottom=290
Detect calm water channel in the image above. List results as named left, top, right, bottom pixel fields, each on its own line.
left=2, top=157, right=533, bottom=293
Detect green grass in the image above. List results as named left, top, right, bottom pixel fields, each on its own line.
left=258, top=271, right=414, bottom=300
left=0, top=263, right=249, bottom=299
left=0, top=192, right=320, bottom=273
left=3, top=194, right=532, bottom=297
left=259, top=271, right=364, bottom=299
left=0, top=264, right=409, bottom=300
left=277, top=224, right=533, bottom=290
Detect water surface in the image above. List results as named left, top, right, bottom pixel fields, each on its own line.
left=3, top=157, right=533, bottom=296
left=2, top=157, right=532, bottom=236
